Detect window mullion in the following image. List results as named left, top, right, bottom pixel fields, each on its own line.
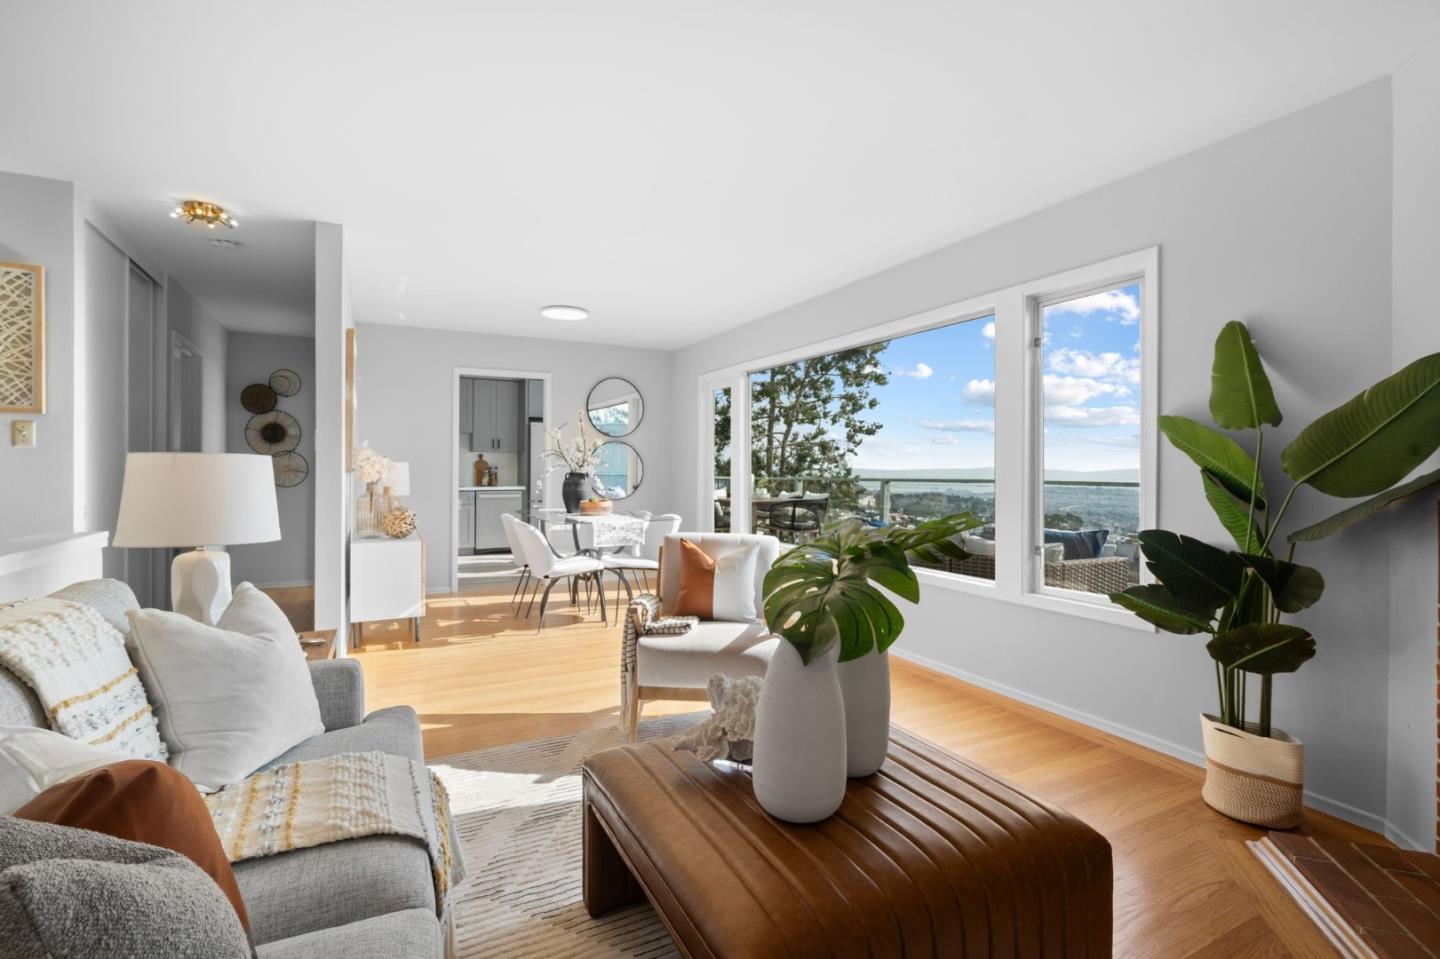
left=991, top=290, right=1028, bottom=600
left=731, top=371, right=752, bottom=535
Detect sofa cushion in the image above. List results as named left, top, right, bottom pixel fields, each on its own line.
left=14, top=758, right=249, bottom=932
left=48, top=579, right=140, bottom=639
left=0, top=670, right=44, bottom=729
left=637, top=620, right=778, bottom=687
left=675, top=539, right=760, bottom=622
left=256, top=907, right=441, bottom=959
left=0, top=817, right=250, bottom=959
left=235, top=834, right=436, bottom=945
left=659, top=533, right=779, bottom=619
left=259, top=705, right=424, bottom=770
left=126, top=583, right=325, bottom=791
left=0, top=725, right=132, bottom=815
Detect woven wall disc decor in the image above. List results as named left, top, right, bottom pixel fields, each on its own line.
left=272, top=450, right=309, bottom=488
left=240, top=383, right=278, bottom=414
left=245, top=410, right=301, bottom=454
left=268, top=368, right=302, bottom=397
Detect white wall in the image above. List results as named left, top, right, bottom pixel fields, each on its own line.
left=76, top=224, right=129, bottom=577
left=1386, top=35, right=1440, bottom=852
left=313, top=222, right=351, bottom=638
left=165, top=280, right=228, bottom=453
left=226, top=332, right=316, bottom=587
left=0, top=171, right=79, bottom=540
left=355, top=324, right=674, bottom=592
left=672, top=80, right=1401, bottom=833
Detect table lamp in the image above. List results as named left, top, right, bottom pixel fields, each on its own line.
left=113, top=453, right=281, bottom=625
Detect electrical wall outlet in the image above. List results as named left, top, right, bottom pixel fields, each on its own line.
left=11, top=420, right=36, bottom=447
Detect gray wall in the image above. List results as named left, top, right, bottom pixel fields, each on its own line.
left=1386, top=36, right=1440, bottom=851
left=672, top=80, right=1402, bottom=833
left=0, top=171, right=79, bottom=539
left=77, top=224, right=129, bottom=577
left=166, top=281, right=228, bottom=454
left=355, top=323, right=675, bottom=592
left=314, top=222, right=350, bottom=636
left=226, top=332, right=316, bottom=587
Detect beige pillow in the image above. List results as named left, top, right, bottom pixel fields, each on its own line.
left=0, top=725, right=132, bottom=816
left=126, top=583, right=324, bottom=791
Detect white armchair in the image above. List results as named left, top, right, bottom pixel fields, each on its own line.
left=621, top=532, right=781, bottom=740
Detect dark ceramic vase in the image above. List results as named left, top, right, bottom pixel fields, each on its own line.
left=562, top=472, right=588, bottom=513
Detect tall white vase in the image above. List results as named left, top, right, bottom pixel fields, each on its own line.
left=752, top=641, right=847, bottom=823
left=838, top=648, right=890, bottom=777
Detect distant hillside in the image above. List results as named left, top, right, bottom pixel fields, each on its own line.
left=854, top=467, right=1140, bottom=483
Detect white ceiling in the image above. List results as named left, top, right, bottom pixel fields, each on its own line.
left=2, top=1, right=1436, bottom=348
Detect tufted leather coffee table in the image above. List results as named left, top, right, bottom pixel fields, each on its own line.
left=582, top=728, right=1112, bottom=957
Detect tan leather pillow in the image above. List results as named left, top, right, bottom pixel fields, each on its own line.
left=673, top=539, right=760, bottom=621
left=14, top=759, right=250, bottom=934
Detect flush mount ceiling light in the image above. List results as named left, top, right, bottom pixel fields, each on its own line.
left=170, top=200, right=237, bottom=229
left=540, top=305, right=588, bottom=321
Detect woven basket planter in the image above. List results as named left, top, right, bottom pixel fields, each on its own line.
left=1199, top=713, right=1304, bottom=829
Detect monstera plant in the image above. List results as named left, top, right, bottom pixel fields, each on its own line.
left=1110, top=322, right=1440, bottom=740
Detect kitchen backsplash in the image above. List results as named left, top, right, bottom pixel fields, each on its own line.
left=459, top=444, right=520, bottom=486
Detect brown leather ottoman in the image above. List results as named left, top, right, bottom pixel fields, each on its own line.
left=583, top=727, right=1112, bottom=957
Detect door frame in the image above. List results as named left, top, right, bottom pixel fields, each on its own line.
left=449, top=367, right=551, bottom=594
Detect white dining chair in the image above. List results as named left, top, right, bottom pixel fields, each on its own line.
left=499, top=512, right=532, bottom=613
left=511, top=519, right=607, bottom=632
left=603, top=513, right=680, bottom=617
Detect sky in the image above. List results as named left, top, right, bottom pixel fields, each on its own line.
left=843, top=282, right=1142, bottom=474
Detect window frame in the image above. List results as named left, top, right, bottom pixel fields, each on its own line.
left=695, top=247, right=1159, bottom=630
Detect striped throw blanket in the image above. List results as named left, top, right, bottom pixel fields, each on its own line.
left=205, top=751, right=465, bottom=935
left=0, top=598, right=167, bottom=761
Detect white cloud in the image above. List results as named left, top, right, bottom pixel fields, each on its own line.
left=1044, top=405, right=1140, bottom=427
left=892, top=361, right=933, bottom=379
left=1047, top=348, right=1140, bottom=383
left=930, top=435, right=960, bottom=445
left=1080, top=434, right=1141, bottom=448
left=962, top=378, right=995, bottom=404
left=1044, top=289, right=1140, bottom=325
left=1043, top=374, right=1118, bottom=406
left=919, top=418, right=994, bottom=432
left=981, top=321, right=996, bottom=340
left=1069, top=325, right=1085, bottom=339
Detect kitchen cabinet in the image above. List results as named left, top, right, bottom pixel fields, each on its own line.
left=459, top=378, right=473, bottom=435
left=457, top=491, right=475, bottom=552
left=473, top=490, right=522, bottom=551
left=468, top=378, right=523, bottom=453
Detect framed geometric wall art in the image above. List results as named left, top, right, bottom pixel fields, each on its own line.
left=0, top=261, right=44, bottom=414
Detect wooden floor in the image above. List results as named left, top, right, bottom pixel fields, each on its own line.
left=272, top=581, right=1384, bottom=957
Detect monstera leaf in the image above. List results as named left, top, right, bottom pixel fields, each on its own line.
left=1201, top=471, right=1264, bottom=554
left=1210, top=321, right=1282, bottom=430
left=1236, top=554, right=1324, bottom=613
left=1137, top=529, right=1244, bottom=609
left=1109, top=584, right=1217, bottom=634
left=1289, top=467, right=1440, bottom=543
left=1281, top=352, right=1440, bottom=497
left=1159, top=415, right=1267, bottom=510
left=762, top=515, right=980, bottom=664
left=1206, top=624, right=1315, bottom=675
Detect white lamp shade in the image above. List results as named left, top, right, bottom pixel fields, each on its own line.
left=113, top=453, right=281, bottom=548
left=385, top=462, right=410, bottom=496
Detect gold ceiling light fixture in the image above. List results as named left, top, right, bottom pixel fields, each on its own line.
left=170, top=200, right=238, bottom=230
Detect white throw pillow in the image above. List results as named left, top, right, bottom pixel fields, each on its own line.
left=126, top=582, right=324, bottom=792
left=711, top=544, right=760, bottom=622
left=0, top=725, right=132, bottom=815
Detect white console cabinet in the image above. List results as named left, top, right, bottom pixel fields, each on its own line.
left=349, top=535, right=425, bottom=649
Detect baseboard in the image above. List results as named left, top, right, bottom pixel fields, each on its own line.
left=890, top=647, right=1394, bottom=840
left=1384, top=820, right=1427, bottom=852
left=254, top=579, right=315, bottom=590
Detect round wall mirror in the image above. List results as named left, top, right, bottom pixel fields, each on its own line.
left=587, top=377, right=643, bottom=437
left=590, top=441, right=644, bottom=499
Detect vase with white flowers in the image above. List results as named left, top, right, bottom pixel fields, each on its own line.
left=544, top=413, right=605, bottom=513
left=353, top=443, right=392, bottom=538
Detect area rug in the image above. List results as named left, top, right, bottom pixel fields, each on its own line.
left=432, top=716, right=700, bottom=958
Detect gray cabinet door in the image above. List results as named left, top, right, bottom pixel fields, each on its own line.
left=470, top=379, right=496, bottom=452
left=474, top=492, right=521, bottom=550
left=459, top=378, right=474, bottom=435
left=493, top=380, right=522, bottom=453
left=457, top=492, right=475, bottom=551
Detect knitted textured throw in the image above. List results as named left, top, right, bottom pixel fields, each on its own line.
left=0, top=598, right=166, bottom=762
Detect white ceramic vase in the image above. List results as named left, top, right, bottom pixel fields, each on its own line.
left=752, top=640, right=847, bottom=823
left=838, top=648, right=890, bottom=777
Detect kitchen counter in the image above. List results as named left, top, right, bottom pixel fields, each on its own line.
left=458, top=485, right=525, bottom=491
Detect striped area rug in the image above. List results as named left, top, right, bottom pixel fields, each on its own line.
left=433, top=716, right=700, bottom=958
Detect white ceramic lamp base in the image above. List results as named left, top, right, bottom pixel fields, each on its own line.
left=171, top=548, right=232, bottom=626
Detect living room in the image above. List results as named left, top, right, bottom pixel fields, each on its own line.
left=2, top=3, right=1439, bottom=957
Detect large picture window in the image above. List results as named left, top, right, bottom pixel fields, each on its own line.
left=700, top=248, right=1156, bottom=626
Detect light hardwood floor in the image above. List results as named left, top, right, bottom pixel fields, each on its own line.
left=272, top=581, right=1382, bottom=957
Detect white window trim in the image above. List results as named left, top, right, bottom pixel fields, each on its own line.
left=695, top=247, right=1159, bottom=631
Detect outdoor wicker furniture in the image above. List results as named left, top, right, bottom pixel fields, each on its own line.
left=943, top=553, right=1135, bottom=593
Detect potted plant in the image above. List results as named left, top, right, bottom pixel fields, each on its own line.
left=543, top=412, right=604, bottom=513
left=755, top=514, right=980, bottom=821
left=1110, top=321, right=1440, bottom=828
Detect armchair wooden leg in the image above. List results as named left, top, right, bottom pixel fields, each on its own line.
left=624, top=674, right=640, bottom=743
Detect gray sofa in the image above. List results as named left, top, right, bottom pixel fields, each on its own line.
left=0, top=581, right=445, bottom=958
